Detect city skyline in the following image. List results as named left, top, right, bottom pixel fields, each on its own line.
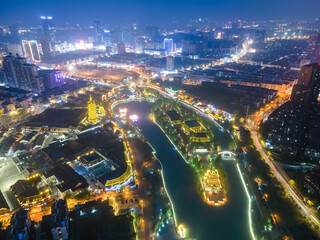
left=0, top=1, right=320, bottom=240
left=1, top=0, right=320, bottom=26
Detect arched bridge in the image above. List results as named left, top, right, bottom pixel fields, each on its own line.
left=218, top=151, right=237, bottom=161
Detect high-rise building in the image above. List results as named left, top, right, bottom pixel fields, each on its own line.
left=6, top=44, right=24, bottom=56
left=41, top=38, right=52, bottom=60
left=51, top=199, right=69, bottom=240
left=166, top=56, right=174, bottom=71
left=308, top=32, right=320, bottom=62
left=182, top=39, right=197, bottom=54
left=0, top=28, right=4, bottom=40
left=111, top=28, right=123, bottom=44
left=163, top=38, right=174, bottom=54
left=122, top=29, right=134, bottom=47
left=22, top=40, right=41, bottom=62
left=117, top=42, right=126, bottom=54
left=8, top=208, right=32, bottom=240
left=39, top=69, right=64, bottom=90
left=2, top=54, right=45, bottom=92
left=291, top=63, right=320, bottom=105
left=135, top=37, right=145, bottom=52
left=9, top=24, right=20, bottom=44
left=41, top=16, right=56, bottom=45
left=2, top=54, right=25, bottom=88
left=87, top=94, right=98, bottom=123
left=94, top=21, right=103, bottom=44
left=22, top=64, right=45, bottom=92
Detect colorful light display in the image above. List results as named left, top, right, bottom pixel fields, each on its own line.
left=201, top=169, right=226, bottom=206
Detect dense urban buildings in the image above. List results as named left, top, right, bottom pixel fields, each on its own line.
left=2, top=54, right=44, bottom=92
left=0, top=1, right=319, bottom=239
left=290, top=63, right=320, bottom=105
left=262, top=63, right=320, bottom=162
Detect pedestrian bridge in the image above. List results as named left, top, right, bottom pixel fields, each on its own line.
left=110, top=97, right=155, bottom=114
left=218, top=151, right=236, bottom=161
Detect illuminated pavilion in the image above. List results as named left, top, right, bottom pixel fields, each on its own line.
left=87, top=94, right=99, bottom=123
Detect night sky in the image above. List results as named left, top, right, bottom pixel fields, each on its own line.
left=1, top=0, right=319, bottom=26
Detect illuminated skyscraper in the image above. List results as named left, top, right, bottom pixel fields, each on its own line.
left=22, top=40, right=41, bottom=61
left=87, top=94, right=98, bottom=123
left=166, top=56, right=174, bottom=71
left=41, top=16, right=56, bottom=45
left=94, top=21, right=103, bottom=44
left=41, top=38, right=52, bottom=60
left=163, top=38, right=174, bottom=54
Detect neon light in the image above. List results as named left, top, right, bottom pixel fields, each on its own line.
left=237, top=164, right=256, bottom=240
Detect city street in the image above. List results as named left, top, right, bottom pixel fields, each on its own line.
left=247, top=126, right=320, bottom=233
left=242, top=86, right=320, bottom=233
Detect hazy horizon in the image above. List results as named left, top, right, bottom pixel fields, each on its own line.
left=1, top=0, right=319, bottom=26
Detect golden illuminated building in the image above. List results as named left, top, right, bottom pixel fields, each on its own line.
left=190, top=133, right=211, bottom=142
left=10, top=174, right=51, bottom=206
left=181, top=120, right=206, bottom=134
left=87, top=94, right=99, bottom=123
left=201, top=169, right=226, bottom=206
left=99, top=105, right=106, bottom=116
left=78, top=149, right=103, bottom=168
left=166, top=110, right=182, bottom=125
left=104, top=142, right=133, bottom=188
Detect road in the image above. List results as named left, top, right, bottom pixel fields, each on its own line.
left=126, top=137, right=153, bottom=240
left=243, top=86, right=320, bottom=233
left=138, top=81, right=320, bottom=236
left=249, top=128, right=320, bottom=232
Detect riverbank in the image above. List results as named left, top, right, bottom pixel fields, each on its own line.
left=151, top=99, right=230, bottom=206
left=117, top=101, right=251, bottom=239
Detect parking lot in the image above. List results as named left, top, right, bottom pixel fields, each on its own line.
left=0, top=158, right=29, bottom=209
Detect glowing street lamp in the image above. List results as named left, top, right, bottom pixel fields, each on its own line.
left=177, top=224, right=186, bottom=238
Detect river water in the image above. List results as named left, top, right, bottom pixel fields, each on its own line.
left=119, top=101, right=251, bottom=240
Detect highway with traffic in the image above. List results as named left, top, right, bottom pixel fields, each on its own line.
left=245, top=88, right=320, bottom=233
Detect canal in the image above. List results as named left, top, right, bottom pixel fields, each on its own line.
left=118, top=101, right=251, bottom=240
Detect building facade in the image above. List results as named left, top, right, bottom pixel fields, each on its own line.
left=2, top=54, right=45, bottom=92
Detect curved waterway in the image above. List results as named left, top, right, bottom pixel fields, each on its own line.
left=119, top=101, right=251, bottom=240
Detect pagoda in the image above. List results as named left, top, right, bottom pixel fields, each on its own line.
left=87, top=94, right=98, bottom=123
